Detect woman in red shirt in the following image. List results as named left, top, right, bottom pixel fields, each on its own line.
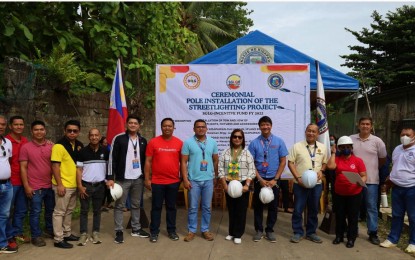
left=327, top=136, right=367, bottom=248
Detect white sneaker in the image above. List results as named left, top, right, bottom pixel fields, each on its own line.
left=405, top=244, right=415, bottom=253
left=380, top=239, right=397, bottom=248
left=78, top=233, right=88, bottom=246
left=225, top=235, right=233, bottom=241
left=234, top=238, right=242, bottom=244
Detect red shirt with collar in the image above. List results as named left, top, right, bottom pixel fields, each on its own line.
left=334, top=154, right=366, bottom=196
left=5, top=134, right=28, bottom=186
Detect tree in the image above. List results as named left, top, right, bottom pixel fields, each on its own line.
left=341, top=5, right=415, bottom=95
left=180, top=2, right=253, bottom=55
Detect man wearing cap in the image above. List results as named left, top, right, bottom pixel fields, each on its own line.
left=350, top=116, right=387, bottom=245
left=0, top=115, right=16, bottom=254
left=248, top=116, right=288, bottom=243
left=76, top=128, right=109, bottom=246
left=380, top=122, right=415, bottom=253
left=288, top=123, right=328, bottom=244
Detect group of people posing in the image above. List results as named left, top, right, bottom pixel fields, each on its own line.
left=0, top=114, right=414, bottom=255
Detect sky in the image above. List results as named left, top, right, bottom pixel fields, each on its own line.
left=246, top=1, right=412, bottom=74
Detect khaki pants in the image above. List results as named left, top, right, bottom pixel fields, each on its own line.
left=52, top=186, right=77, bottom=242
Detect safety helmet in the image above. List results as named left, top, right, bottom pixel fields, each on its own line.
left=337, top=136, right=353, bottom=146
left=227, top=180, right=243, bottom=198
left=259, top=187, right=274, bottom=204
left=110, top=183, right=123, bottom=201
left=302, top=170, right=318, bottom=188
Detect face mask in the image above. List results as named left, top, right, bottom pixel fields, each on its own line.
left=330, top=140, right=335, bottom=146
left=342, top=149, right=352, bottom=156
left=400, top=135, right=415, bottom=146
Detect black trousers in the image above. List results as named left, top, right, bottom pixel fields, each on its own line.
left=334, top=191, right=362, bottom=241
left=225, top=181, right=249, bottom=238
left=253, top=178, right=279, bottom=233
left=80, top=181, right=105, bottom=233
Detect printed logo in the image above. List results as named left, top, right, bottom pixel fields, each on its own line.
left=226, top=74, right=241, bottom=90
left=316, top=97, right=329, bottom=134
left=268, top=73, right=284, bottom=90
left=183, top=72, right=201, bottom=89
left=239, top=46, right=273, bottom=64
left=350, top=164, right=356, bottom=170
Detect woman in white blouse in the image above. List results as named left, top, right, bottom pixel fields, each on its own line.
left=218, top=129, right=256, bottom=244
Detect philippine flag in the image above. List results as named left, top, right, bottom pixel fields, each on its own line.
left=315, top=61, right=331, bottom=159
left=107, top=59, right=128, bottom=146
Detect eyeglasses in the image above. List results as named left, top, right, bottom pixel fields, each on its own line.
left=232, top=135, right=243, bottom=140
left=1, top=145, right=5, bottom=157
left=66, top=129, right=79, bottom=134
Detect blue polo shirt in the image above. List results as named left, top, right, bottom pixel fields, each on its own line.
left=248, top=133, right=288, bottom=179
left=181, top=136, right=218, bottom=181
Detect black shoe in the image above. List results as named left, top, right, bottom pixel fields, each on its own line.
left=114, top=231, right=124, bottom=244
left=131, top=229, right=150, bottom=238
left=64, top=234, right=80, bottom=242
left=54, top=241, right=73, bottom=249
left=149, top=234, right=158, bottom=243
left=31, top=237, right=46, bottom=247
left=346, top=240, right=355, bottom=248
left=168, top=232, right=179, bottom=241
left=332, top=237, right=344, bottom=244
left=369, top=234, right=380, bottom=245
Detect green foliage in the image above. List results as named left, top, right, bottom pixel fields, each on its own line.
left=341, top=5, right=415, bottom=95
left=180, top=2, right=253, bottom=55
left=0, top=2, right=252, bottom=107
left=35, top=47, right=89, bottom=94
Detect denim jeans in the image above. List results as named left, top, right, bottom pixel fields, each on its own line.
left=253, top=178, right=280, bottom=233
left=30, top=188, right=55, bottom=238
left=6, top=185, right=28, bottom=238
left=292, top=183, right=322, bottom=236
left=114, top=178, right=144, bottom=231
left=0, top=181, right=13, bottom=248
left=80, top=182, right=105, bottom=233
left=365, top=184, right=379, bottom=234
left=188, top=180, right=214, bottom=233
left=150, top=182, right=180, bottom=235
left=387, top=185, right=415, bottom=245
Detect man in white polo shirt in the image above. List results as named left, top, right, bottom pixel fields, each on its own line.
left=76, top=128, right=109, bottom=246
left=350, top=116, right=387, bottom=245
left=380, top=122, right=415, bottom=253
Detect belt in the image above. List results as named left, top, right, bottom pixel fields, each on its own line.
left=82, top=180, right=105, bottom=187
left=0, top=179, right=10, bottom=184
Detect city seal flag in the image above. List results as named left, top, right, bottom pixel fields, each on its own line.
left=107, top=59, right=128, bottom=146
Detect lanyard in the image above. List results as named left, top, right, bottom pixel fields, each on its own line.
left=260, top=136, right=272, bottom=162
left=130, top=137, right=138, bottom=159
left=195, top=137, right=206, bottom=160
left=306, top=143, right=317, bottom=169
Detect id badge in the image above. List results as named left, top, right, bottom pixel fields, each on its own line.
left=200, top=160, right=208, bottom=171
left=261, top=162, right=269, bottom=173
left=132, top=159, right=140, bottom=169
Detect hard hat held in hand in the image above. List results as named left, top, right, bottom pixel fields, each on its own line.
left=302, top=170, right=318, bottom=188
left=227, top=180, right=243, bottom=198
left=110, top=183, right=123, bottom=201
left=259, top=187, right=274, bottom=204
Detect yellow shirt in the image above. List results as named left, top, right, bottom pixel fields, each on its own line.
left=287, top=140, right=328, bottom=183
left=51, top=144, right=77, bottom=188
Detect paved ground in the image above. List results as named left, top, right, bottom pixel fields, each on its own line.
left=4, top=191, right=413, bottom=260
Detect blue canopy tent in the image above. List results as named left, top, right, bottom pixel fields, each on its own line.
left=191, top=30, right=359, bottom=104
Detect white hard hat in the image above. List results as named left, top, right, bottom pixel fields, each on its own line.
left=337, top=136, right=353, bottom=146
left=227, top=180, right=243, bottom=198
left=302, top=170, right=318, bottom=188
left=259, top=187, right=274, bottom=204
left=110, top=183, right=123, bottom=201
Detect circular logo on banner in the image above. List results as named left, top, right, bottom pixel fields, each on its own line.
left=316, top=97, right=329, bottom=134
left=239, top=46, right=273, bottom=64
left=226, top=74, right=241, bottom=90
left=183, top=72, right=201, bottom=89
left=267, top=73, right=284, bottom=90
